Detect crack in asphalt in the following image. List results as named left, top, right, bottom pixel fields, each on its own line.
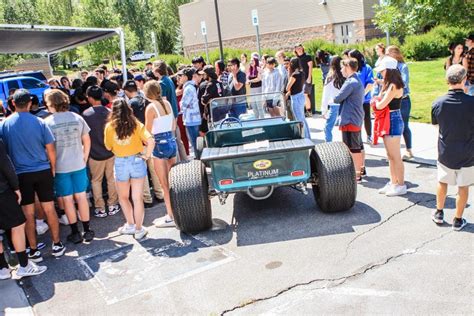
left=220, top=231, right=451, bottom=315
left=342, top=197, right=436, bottom=259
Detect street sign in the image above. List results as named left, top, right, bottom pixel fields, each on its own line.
left=200, top=21, right=207, bottom=36
left=251, top=9, right=259, bottom=26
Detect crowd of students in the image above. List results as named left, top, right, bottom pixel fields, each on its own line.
left=0, top=35, right=472, bottom=280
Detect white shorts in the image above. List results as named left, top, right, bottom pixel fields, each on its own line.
left=437, top=162, right=474, bottom=187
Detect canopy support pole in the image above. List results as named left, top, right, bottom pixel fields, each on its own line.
left=47, top=53, right=53, bottom=78
left=117, top=28, right=127, bottom=84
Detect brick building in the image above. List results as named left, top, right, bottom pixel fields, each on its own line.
left=179, top=0, right=383, bottom=56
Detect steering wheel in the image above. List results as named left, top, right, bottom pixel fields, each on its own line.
left=219, top=116, right=242, bottom=129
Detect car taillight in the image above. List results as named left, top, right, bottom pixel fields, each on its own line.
left=291, top=170, right=305, bottom=177
left=219, top=179, right=233, bottom=186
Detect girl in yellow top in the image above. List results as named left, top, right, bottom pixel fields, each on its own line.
left=104, top=98, right=154, bottom=240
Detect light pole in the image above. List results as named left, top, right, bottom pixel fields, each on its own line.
left=214, top=0, right=224, bottom=61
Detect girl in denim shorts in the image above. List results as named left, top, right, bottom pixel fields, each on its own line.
left=373, top=56, right=407, bottom=197
left=104, top=99, right=155, bottom=240
left=144, top=81, right=178, bottom=228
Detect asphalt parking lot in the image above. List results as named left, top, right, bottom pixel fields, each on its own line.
left=3, top=153, right=472, bottom=315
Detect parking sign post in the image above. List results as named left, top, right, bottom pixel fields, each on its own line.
left=251, top=9, right=261, bottom=57
left=201, top=21, right=210, bottom=64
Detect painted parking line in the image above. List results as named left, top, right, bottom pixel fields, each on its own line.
left=77, top=234, right=237, bottom=305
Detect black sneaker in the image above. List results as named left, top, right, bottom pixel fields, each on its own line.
left=431, top=210, right=444, bottom=224
left=360, top=167, right=367, bottom=177
left=452, top=217, right=467, bottom=231
left=94, top=208, right=107, bottom=218
left=52, top=242, right=66, bottom=257
left=83, top=230, right=95, bottom=242
left=67, top=232, right=83, bottom=244
left=28, top=250, right=43, bottom=263
left=144, top=202, right=154, bottom=209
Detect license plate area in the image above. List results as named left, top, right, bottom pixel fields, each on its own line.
left=234, top=157, right=286, bottom=180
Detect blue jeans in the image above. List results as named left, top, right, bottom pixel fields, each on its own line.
left=324, top=104, right=340, bottom=142
left=290, top=92, right=311, bottom=139
left=114, top=155, right=147, bottom=182
left=400, top=96, right=412, bottom=149
left=153, top=132, right=177, bottom=160
left=388, top=110, right=404, bottom=136
left=186, top=125, right=200, bottom=152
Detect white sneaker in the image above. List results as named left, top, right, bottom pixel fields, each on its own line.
left=36, top=219, right=49, bottom=235
left=378, top=182, right=392, bottom=194
left=118, top=223, right=136, bottom=235
left=134, top=227, right=148, bottom=240
left=0, top=268, right=11, bottom=280
left=386, top=184, right=407, bottom=196
left=16, top=261, right=47, bottom=278
left=154, top=215, right=176, bottom=228
left=58, top=214, right=69, bottom=225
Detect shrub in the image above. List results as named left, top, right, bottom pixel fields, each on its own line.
left=402, top=25, right=469, bottom=61
left=134, top=54, right=191, bottom=72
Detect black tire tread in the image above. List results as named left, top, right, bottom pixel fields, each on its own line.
left=169, top=160, right=212, bottom=232
left=311, top=142, right=357, bottom=212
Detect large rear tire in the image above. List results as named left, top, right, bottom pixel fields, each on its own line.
left=310, top=142, right=356, bottom=212
left=169, top=160, right=212, bottom=233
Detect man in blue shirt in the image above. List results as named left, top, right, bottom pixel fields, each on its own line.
left=1, top=89, right=65, bottom=262
left=431, top=65, right=474, bottom=231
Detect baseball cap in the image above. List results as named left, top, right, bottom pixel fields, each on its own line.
left=177, top=67, right=196, bottom=80
left=13, top=89, right=33, bottom=105
left=192, top=56, right=205, bottom=64
left=102, top=81, right=119, bottom=94
left=373, top=56, right=398, bottom=72
left=198, top=65, right=216, bottom=76
left=123, top=80, right=138, bottom=91
left=466, top=33, right=474, bottom=41
left=134, top=74, right=145, bottom=81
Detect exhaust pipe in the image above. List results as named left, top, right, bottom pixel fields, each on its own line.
left=247, top=186, right=274, bottom=200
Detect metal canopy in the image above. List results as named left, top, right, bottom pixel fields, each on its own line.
left=0, top=24, right=127, bottom=82
left=0, top=24, right=119, bottom=54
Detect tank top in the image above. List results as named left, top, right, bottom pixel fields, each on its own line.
left=388, top=97, right=402, bottom=110
left=249, top=73, right=261, bottom=88
left=151, top=101, right=174, bottom=135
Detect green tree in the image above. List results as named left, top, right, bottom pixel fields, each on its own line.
left=374, top=0, right=474, bottom=37
left=114, top=0, right=152, bottom=50
left=1, top=0, right=41, bottom=24
left=74, top=0, right=137, bottom=65
left=150, top=0, right=191, bottom=54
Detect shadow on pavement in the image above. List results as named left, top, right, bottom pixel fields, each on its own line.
left=232, top=187, right=381, bottom=246
left=19, top=203, right=233, bottom=309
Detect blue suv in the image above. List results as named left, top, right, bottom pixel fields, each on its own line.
left=0, top=76, right=49, bottom=110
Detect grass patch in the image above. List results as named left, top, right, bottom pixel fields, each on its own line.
left=312, top=58, right=447, bottom=123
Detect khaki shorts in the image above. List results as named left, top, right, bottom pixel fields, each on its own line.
left=437, top=162, right=474, bottom=187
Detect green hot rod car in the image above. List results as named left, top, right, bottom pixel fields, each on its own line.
left=169, top=92, right=357, bottom=233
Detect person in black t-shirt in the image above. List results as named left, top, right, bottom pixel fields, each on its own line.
left=124, top=80, right=147, bottom=124
left=286, top=57, right=311, bottom=139
left=431, top=65, right=474, bottom=231
left=294, top=44, right=314, bottom=116
left=82, top=86, right=120, bottom=218
left=199, top=66, right=223, bottom=134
